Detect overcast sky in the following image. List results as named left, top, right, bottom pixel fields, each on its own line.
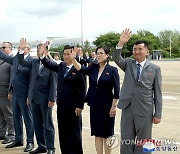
left=0, top=0, right=180, bottom=43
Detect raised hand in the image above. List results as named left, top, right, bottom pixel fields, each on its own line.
left=71, top=47, right=78, bottom=59
left=19, top=38, right=27, bottom=50
left=118, top=29, right=132, bottom=47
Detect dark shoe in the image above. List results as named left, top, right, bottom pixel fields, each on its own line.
left=24, top=143, right=34, bottom=152
left=0, top=136, right=6, bottom=140
left=29, top=147, right=47, bottom=154
left=5, top=140, right=23, bottom=148
left=2, top=137, right=14, bottom=144
left=47, top=149, right=55, bottom=154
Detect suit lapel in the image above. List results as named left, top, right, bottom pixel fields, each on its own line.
left=18, top=54, right=31, bottom=71
left=142, top=60, right=149, bottom=70
left=132, top=60, right=137, bottom=81
left=97, top=64, right=109, bottom=84
left=0, top=59, right=5, bottom=65
left=62, top=64, right=66, bottom=79
left=64, top=66, right=75, bottom=79
left=38, top=65, right=44, bottom=74
left=139, top=60, right=149, bottom=81
left=35, top=60, right=40, bottom=78
left=94, top=65, right=99, bottom=84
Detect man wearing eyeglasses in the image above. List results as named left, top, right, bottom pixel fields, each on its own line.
left=0, top=42, right=34, bottom=152
left=0, top=42, right=15, bottom=144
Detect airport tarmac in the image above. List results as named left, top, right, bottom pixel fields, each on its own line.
left=0, top=60, right=179, bottom=154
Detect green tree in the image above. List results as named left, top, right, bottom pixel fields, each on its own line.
left=123, top=30, right=161, bottom=57
left=83, top=40, right=92, bottom=53
left=158, top=30, right=180, bottom=57
left=93, top=30, right=161, bottom=58
left=50, top=45, right=64, bottom=59
left=93, top=32, right=120, bottom=56
left=93, top=32, right=120, bottom=48
left=135, top=30, right=161, bottom=51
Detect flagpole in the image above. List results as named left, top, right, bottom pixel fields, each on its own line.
left=81, top=0, right=83, bottom=47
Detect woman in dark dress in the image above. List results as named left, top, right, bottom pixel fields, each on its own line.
left=72, top=46, right=120, bottom=154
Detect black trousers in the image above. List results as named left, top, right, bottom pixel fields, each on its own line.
left=57, top=107, right=83, bottom=154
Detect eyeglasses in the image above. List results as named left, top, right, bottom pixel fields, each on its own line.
left=1, top=47, right=8, bottom=49
left=96, top=52, right=105, bottom=55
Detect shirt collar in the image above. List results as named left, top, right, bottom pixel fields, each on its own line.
left=67, top=63, right=73, bottom=70
left=136, top=59, right=146, bottom=68
left=24, top=54, right=29, bottom=59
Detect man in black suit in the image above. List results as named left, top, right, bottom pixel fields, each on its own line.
left=87, top=51, right=98, bottom=65
left=76, top=47, right=88, bottom=67
left=18, top=42, right=57, bottom=154
left=39, top=45, right=86, bottom=154
left=0, top=42, right=15, bottom=143
left=0, top=43, right=34, bottom=152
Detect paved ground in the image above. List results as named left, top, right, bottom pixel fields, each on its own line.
left=0, top=60, right=180, bottom=154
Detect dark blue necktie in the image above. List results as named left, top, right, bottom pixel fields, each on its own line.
left=136, top=63, right=141, bottom=81
left=64, top=66, right=69, bottom=78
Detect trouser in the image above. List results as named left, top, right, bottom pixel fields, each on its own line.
left=0, top=96, right=14, bottom=137
left=120, top=105, right=153, bottom=154
left=12, top=94, right=34, bottom=143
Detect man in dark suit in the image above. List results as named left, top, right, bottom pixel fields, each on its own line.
left=76, top=47, right=88, bottom=84
left=113, top=29, right=162, bottom=154
left=18, top=42, right=57, bottom=154
left=76, top=47, right=88, bottom=67
left=0, top=43, right=34, bottom=152
left=0, top=42, right=15, bottom=143
left=87, top=51, right=98, bottom=65
left=39, top=45, right=86, bottom=154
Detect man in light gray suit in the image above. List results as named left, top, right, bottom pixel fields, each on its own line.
left=0, top=42, right=15, bottom=143
left=113, top=29, right=162, bottom=154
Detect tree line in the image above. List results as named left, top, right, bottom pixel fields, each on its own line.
left=51, top=29, right=180, bottom=58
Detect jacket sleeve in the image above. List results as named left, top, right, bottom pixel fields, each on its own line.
left=41, top=57, right=58, bottom=73
left=80, top=65, right=92, bottom=76
left=0, top=50, right=14, bottom=65
left=48, top=71, right=57, bottom=102
left=76, top=72, right=86, bottom=109
left=113, top=67, right=120, bottom=99
left=153, top=67, right=162, bottom=118
left=112, top=49, right=126, bottom=72
left=18, top=53, right=32, bottom=68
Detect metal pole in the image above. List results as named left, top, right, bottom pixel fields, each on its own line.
left=81, top=0, right=83, bottom=47
left=170, top=33, right=172, bottom=58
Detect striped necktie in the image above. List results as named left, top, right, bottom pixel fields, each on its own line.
left=64, top=66, right=69, bottom=78
left=136, top=63, right=141, bottom=81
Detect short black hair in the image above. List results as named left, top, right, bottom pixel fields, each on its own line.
left=3, top=42, right=12, bottom=49
left=95, top=45, right=110, bottom=63
left=63, top=45, right=74, bottom=52
left=53, top=53, right=60, bottom=57
left=37, top=43, right=48, bottom=50
left=95, top=45, right=110, bottom=55
left=133, top=40, right=149, bottom=49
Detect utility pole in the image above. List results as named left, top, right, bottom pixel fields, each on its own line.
left=81, top=0, right=83, bottom=47
left=169, top=33, right=172, bottom=58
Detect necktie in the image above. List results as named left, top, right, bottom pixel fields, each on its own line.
left=39, top=61, right=42, bottom=71
left=136, top=63, right=141, bottom=81
left=18, top=64, right=22, bottom=70
left=64, top=66, right=69, bottom=78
